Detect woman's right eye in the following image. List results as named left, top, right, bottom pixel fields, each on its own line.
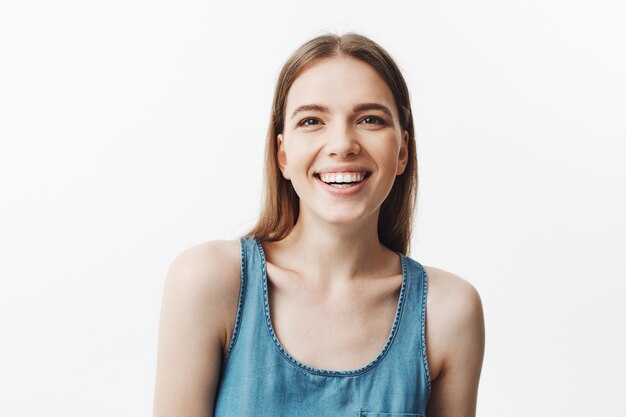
left=299, top=118, right=320, bottom=127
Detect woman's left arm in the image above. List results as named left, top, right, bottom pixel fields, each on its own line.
left=424, top=268, right=485, bottom=417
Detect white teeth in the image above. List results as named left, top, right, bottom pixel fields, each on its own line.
left=318, top=172, right=366, bottom=184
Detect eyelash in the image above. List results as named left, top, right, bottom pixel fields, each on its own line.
left=298, top=116, right=386, bottom=127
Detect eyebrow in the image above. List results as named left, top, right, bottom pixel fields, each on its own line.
left=290, top=102, right=394, bottom=120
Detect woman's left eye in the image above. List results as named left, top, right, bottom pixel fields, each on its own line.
left=361, top=116, right=386, bottom=125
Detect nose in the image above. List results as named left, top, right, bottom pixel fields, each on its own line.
left=324, top=122, right=360, bottom=158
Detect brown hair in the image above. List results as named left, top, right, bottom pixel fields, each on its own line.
left=244, top=32, right=418, bottom=255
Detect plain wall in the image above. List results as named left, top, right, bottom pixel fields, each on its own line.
left=1, top=0, right=625, bottom=416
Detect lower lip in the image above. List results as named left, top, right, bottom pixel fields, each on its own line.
left=314, top=174, right=371, bottom=196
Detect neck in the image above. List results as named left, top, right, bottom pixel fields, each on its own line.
left=268, top=210, right=398, bottom=286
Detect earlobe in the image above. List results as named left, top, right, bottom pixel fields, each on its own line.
left=276, top=133, right=290, bottom=179
left=396, top=130, right=409, bottom=175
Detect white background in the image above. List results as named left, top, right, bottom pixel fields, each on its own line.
left=1, top=0, right=625, bottom=416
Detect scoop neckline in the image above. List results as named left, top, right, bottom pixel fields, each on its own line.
left=254, top=238, right=408, bottom=377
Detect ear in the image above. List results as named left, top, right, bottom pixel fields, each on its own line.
left=396, top=130, right=409, bottom=175
left=276, top=133, right=290, bottom=179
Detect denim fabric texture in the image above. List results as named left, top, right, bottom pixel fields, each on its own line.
left=213, top=237, right=431, bottom=416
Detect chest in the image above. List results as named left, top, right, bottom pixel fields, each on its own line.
left=266, top=265, right=403, bottom=371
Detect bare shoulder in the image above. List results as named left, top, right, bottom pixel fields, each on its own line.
left=422, top=266, right=485, bottom=416
left=422, top=265, right=485, bottom=380
left=153, top=239, right=241, bottom=417
left=164, top=239, right=242, bottom=351
left=166, top=239, right=241, bottom=293
left=168, top=239, right=240, bottom=277
left=423, top=265, right=483, bottom=318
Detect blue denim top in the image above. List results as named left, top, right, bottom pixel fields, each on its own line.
left=213, top=237, right=431, bottom=417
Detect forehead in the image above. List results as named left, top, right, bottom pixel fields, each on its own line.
left=285, top=56, right=396, bottom=114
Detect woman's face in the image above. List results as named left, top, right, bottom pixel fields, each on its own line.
left=277, top=56, right=408, bottom=227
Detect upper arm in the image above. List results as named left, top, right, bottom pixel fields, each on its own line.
left=424, top=267, right=485, bottom=417
left=153, top=240, right=241, bottom=417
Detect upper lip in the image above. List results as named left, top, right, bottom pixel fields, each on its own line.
left=314, top=165, right=372, bottom=174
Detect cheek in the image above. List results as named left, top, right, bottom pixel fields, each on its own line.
left=287, top=142, right=317, bottom=170
left=373, top=141, right=402, bottom=163
left=282, top=152, right=310, bottom=186
left=287, top=152, right=308, bottom=173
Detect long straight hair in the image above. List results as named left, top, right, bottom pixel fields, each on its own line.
left=244, top=32, right=418, bottom=255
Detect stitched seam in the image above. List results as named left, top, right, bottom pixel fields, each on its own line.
left=222, top=237, right=247, bottom=365
left=420, top=262, right=432, bottom=396
left=257, top=239, right=317, bottom=377
left=257, top=238, right=408, bottom=378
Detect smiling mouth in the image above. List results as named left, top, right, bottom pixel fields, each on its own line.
left=314, top=171, right=371, bottom=188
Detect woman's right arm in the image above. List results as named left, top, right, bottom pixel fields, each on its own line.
left=153, top=240, right=241, bottom=417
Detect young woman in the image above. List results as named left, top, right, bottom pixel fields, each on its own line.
left=153, top=32, right=485, bottom=417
